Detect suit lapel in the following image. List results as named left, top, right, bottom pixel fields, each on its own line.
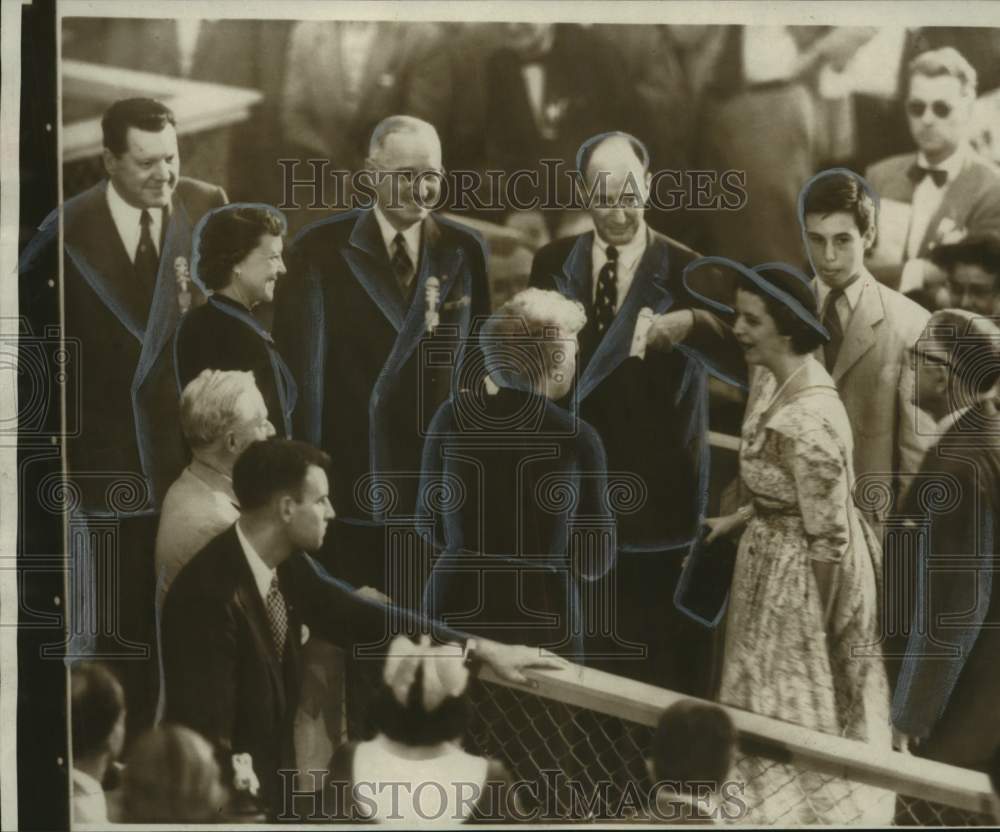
left=917, top=155, right=978, bottom=256
left=134, top=193, right=196, bottom=393
left=832, top=276, right=883, bottom=381
left=559, top=233, right=593, bottom=303
left=344, top=208, right=406, bottom=331
left=577, top=232, right=673, bottom=402
left=64, top=183, right=149, bottom=342
left=230, top=539, right=287, bottom=712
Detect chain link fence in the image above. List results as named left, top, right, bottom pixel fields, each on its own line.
left=336, top=658, right=994, bottom=825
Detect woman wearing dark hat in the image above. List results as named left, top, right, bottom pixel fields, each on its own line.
left=689, top=258, right=892, bottom=824
left=174, top=203, right=296, bottom=437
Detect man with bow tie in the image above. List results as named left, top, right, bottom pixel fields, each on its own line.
left=22, top=97, right=228, bottom=514
left=529, top=132, right=744, bottom=689
left=866, top=47, right=1000, bottom=304
left=273, top=115, right=489, bottom=594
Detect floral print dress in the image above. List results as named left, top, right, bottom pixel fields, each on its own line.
left=719, top=360, right=893, bottom=825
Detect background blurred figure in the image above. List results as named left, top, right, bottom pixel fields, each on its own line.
left=280, top=20, right=446, bottom=223
left=176, top=203, right=295, bottom=436
left=483, top=23, right=633, bottom=243
left=155, top=370, right=274, bottom=612
left=866, top=48, right=1000, bottom=299
left=698, top=25, right=874, bottom=266
left=71, top=662, right=126, bottom=825
left=121, top=724, right=228, bottom=823
left=931, top=231, right=1000, bottom=313
left=323, top=635, right=515, bottom=824
left=648, top=700, right=736, bottom=824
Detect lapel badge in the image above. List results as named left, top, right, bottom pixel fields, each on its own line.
left=174, top=256, right=192, bottom=315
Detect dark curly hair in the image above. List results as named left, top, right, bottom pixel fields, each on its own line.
left=369, top=663, right=471, bottom=747
left=195, top=204, right=286, bottom=291
left=738, top=277, right=826, bottom=356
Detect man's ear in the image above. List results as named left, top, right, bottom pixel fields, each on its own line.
left=102, top=148, right=117, bottom=178
left=277, top=494, right=295, bottom=523
left=862, top=222, right=877, bottom=253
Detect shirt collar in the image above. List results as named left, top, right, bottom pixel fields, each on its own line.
left=106, top=179, right=165, bottom=228
left=72, top=768, right=104, bottom=796
left=815, top=267, right=869, bottom=311
left=916, top=143, right=968, bottom=184
left=937, top=402, right=980, bottom=434
left=234, top=521, right=275, bottom=601
left=593, top=222, right=648, bottom=270
left=188, top=458, right=238, bottom=507
left=373, top=205, right=422, bottom=262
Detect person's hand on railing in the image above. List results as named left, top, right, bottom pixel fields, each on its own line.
left=473, top=640, right=569, bottom=685
left=893, top=726, right=914, bottom=754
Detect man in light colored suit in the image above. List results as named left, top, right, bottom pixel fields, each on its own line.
left=866, top=47, right=1000, bottom=300
left=800, top=169, right=932, bottom=518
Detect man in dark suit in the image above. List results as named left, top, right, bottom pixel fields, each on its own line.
left=866, top=48, right=1000, bottom=300
left=273, top=115, right=490, bottom=592
left=162, top=438, right=562, bottom=819
left=25, top=97, right=227, bottom=512
left=891, top=310, right=1000, bottom=774
left=529, top=132, right=743, bottom=689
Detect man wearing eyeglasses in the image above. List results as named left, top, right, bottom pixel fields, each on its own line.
left=273, top=115, right=490, bottom=593
left=866, top=47, right=1000, bottom=304
left=890, top=310, right=1000, bottom=787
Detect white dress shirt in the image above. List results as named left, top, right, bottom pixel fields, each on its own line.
left=234, top=521, right=276, bottom=602
left=374, top=205, right=422, bottom=279
left=905, top=144, right=968, bottom=260
left=106, top=181, right=163, bottom=263
left=815, top=269, right=868, bottom=331
left=591, top=224, right=648, bottom=311
left=340, top=21, right=379, bottom=102
left=72, top=768, right=108, bottom=824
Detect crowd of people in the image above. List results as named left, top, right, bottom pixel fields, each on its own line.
left=19, top=18, right=1000, bottom=826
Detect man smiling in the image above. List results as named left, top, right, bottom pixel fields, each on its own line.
left=36, top=97, right=228, bottom=511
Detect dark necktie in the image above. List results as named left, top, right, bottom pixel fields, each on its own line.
left=265, top=574, right=289, bottom=661
left=135, top=209, right=160, bottom=292
left=907, top=164, right=948, bottom=188
left=391, top=232, right=415, bottom=299
left=822, top=288, right=845, bottom=370
left=594, top=245, right=618, bottom=336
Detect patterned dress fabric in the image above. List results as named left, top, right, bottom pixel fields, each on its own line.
left=719, top=362, right=894, bottom=825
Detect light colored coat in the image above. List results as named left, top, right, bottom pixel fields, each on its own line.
left=815, top=271, right=933, bottom=517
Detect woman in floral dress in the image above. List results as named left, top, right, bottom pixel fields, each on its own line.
left=701, top=261, right=893, bottom=825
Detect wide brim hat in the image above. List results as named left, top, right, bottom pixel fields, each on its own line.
left=683, top=256, right=829, bottom=343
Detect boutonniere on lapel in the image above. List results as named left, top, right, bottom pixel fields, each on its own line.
left=424, top=276, right=441, bottom=334
left=933, top=217, right=968, bottom=248
left=540, top=97, right=571, bottom=140
left=174, top=256, right=192, bottom=314
left=630, top=307, right=655, bottom=360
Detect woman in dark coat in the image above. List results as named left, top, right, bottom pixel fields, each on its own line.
left=175, top=203, right=296, bottom=436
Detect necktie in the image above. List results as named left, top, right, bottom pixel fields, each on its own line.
left=822, top=288, right=845, bottom=370
left=265, top=574, right=288, bottom=660
left=907, top=165, right=948, bottom=188
left=135, top=209, right=160, bottom=291
left=594, top=245, right=618, bottom=336
left=391, top=232, right=415, bottom=299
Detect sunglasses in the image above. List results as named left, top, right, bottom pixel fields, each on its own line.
left=906, top=99, right=954, bottom=119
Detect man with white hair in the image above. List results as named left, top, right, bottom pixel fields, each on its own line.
left=154, top=368, right=275, bottom=609
left=529, top=131, right=742, bottom=689
left=274, top=115, right=490, bottom=592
